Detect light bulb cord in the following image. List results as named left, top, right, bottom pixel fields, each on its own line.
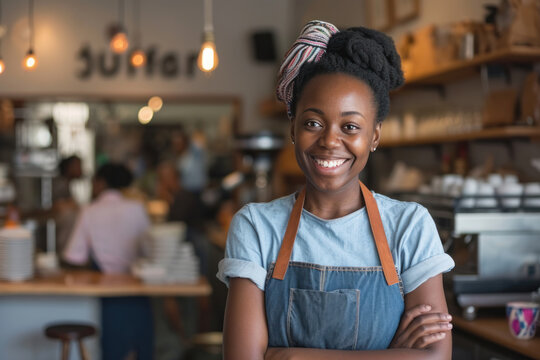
left=0, top=0, right=3, bottom=56
left=118, top=0, right=125, bottom=30
left=28, top=0, right=34, bottom=51
left=204, top=0, right=213, bottom=33
left=133, top=0, right=141, bottom=46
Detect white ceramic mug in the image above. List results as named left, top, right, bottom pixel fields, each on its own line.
left=36, top=252, right=58, bottom=270
left=497, top=183, right=523, bottom=208
left=460, top=177, right=478, bottom=208
left=442, top=174, right=463, bottom=196
left=476, top=181, right=497, bottom=208
left=524, top=183, right=540, bottom=208
left=488, top=173, right=504, bottom=188
left=504, top=174, right=519, bottom=184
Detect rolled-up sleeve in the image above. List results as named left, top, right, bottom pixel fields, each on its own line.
left=399, top=206, right=455, bottom=294
left=216, top=205, right=267, bottom=291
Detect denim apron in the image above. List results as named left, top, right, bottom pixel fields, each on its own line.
left=265, top=181, right=404, bottom=350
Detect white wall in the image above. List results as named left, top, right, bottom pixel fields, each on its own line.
left=293, top=0, right=367, bottom=34
left=0, top=0, right=294, bottom=134
left=387, top=0, right=489, bottom=36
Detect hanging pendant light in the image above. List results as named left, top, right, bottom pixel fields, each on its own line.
left=22, top=0, right=37, bottom=71
left=129, top=0, right=145, bottom=67
left=0, top=0, right=5, bottom=75
left=197, top=0, right=218, bottom=73
left=110, top=0, right=129, bottom=54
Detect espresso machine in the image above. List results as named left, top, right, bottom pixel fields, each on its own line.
left=451, top=211, right=540, bottom=319
left=233, top=131, right=284, bottom=203
left=395, top=193, right=540, bottom=320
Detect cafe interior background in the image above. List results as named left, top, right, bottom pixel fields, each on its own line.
left=0, top=0, right=540, bottom=359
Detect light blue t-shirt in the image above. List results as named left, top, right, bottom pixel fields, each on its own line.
left=217, top=192, right=454, bottom=294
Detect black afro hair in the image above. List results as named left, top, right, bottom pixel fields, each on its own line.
left=290, top=26, right=404, bottom=123
left=95, top=163, right=134, bottom=189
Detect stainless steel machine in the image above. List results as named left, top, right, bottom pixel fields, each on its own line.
left=395, top=193, right=540, bottom=320
left=234, top=131, right=284, bottom=203
left=452, top=212, right=540, bottom=319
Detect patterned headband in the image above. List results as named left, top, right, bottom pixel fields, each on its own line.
left=276, top=20, right=339, bottom=119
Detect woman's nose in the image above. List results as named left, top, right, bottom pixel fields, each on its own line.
left=319, top=126, right=340, bottom=149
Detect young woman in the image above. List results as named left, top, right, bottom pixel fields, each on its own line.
left=218, top=21, right=455, bottom=360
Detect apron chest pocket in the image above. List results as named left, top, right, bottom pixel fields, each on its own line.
left=287, top=288, right=360, bottom=350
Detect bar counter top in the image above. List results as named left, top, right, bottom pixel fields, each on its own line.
left=0, top=270, right=212, bottom=297
left=453, top=314, right=540, bottom=359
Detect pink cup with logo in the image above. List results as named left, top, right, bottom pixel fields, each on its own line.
left=506, top=302, right=539, bottom=340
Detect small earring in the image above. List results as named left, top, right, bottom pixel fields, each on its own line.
left=292, top=139, right=295, bottom=144
left=371, top=147, right=376, bottom=152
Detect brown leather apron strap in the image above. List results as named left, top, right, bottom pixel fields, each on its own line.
left=359, top=181, right=399, bottom=286
left=272, top=182, right=399, bottom=286
left=272, top=188, right=306, bottom=280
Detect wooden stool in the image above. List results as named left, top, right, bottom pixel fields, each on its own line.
left=44, top=323, right=97, bottom=360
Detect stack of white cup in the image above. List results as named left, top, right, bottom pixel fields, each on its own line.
left=431, top=173, right=535, bottom=210
left=495, top=175, right=523, bottom=209
left=462, top=174, right=523, bottom=209
left=460, top=177, right=478, bottom=208
left=524, top=183, right=540, bottom=208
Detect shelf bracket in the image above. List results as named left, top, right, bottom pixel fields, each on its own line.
left=502, top=64, right=512, bottom=85
left=436, top=84, right=446, bottom=98
left=480, top=64, right=490, bottom=94
left=481, top=64, right=514, bottom=94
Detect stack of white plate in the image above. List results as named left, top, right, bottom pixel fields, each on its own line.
left=137, top=222, right=199, bottom=284
left=147, top=222, right=186, bottom=267
left=168, top=242, right=199, bottom=283
left=0, top=227, right=34, bottom=281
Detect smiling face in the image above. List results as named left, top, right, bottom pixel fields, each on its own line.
left=292, top=73, right=381, bottom=194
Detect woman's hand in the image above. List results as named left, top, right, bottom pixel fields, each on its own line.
left=265, top=348, right=293, bottom=360
left=389, top=304, right=453, bottom=349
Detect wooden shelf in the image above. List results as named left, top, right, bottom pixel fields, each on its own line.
left=399, top=46, right=540, bottom=89
left=452, top=315, right=540, bottom=360
left=380, top=126, right=540, bottom=147
left=261, top=47, right=540, bottom=116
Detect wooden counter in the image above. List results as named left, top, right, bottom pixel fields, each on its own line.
left=453, top=314, right=540, bottom=360
left=0, top=270, right=212, bottom=297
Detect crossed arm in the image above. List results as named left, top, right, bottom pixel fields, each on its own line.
left=223, top=274, right=452, bottom=360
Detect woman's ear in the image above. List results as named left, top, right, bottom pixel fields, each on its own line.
left=290, top=118, right=296, bottom=145
left=371, top=122, right=382, bottom=152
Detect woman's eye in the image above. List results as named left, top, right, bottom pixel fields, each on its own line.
left=344, top=124, right=360, bottom=131
left=305, top=120, right=322, bottom=128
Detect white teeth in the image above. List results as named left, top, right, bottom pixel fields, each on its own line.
left=315, top=158, right=346, bottom=168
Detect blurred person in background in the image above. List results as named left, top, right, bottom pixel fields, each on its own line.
left=171, top=127, right=208, bottom=196
left=63, top=162, right=149, bottom=272
left=158, top=162, right=210, bottom=358
left=53, top=155, right=83, bottom=253
left=156, top=160, right=181, bottom=206
left=63, top=162, right=153, bottom=360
